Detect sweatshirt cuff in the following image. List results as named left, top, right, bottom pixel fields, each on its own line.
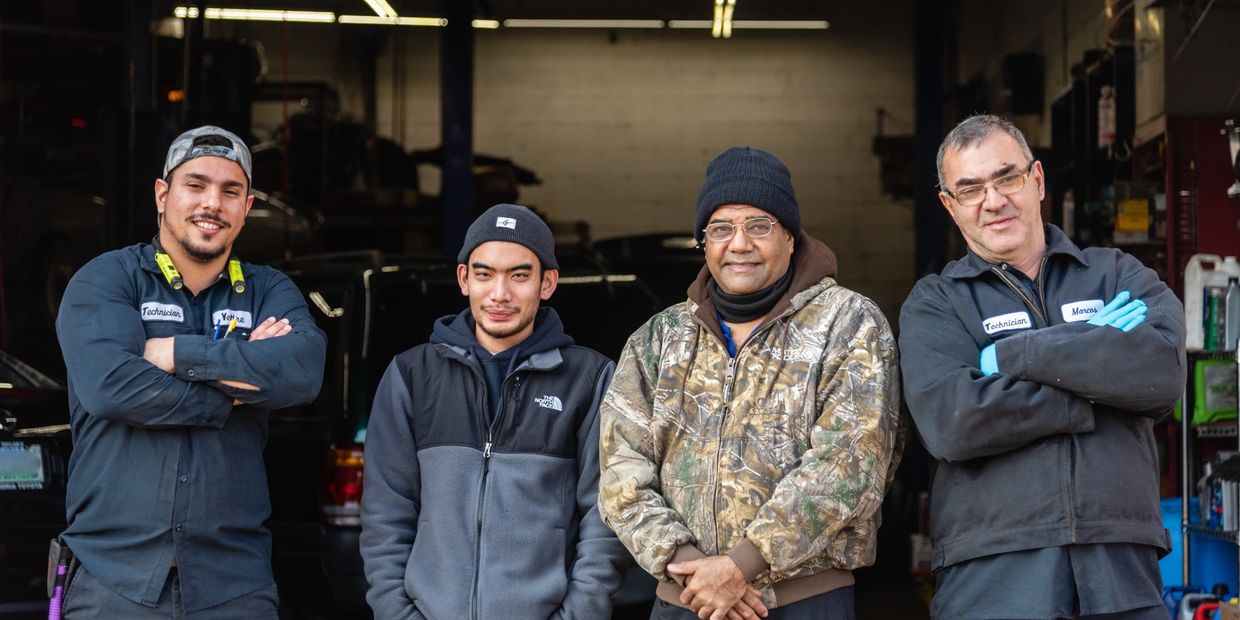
left=727, top=538, right=770, bottom=583
left=666, top=544, right=707, bottom=586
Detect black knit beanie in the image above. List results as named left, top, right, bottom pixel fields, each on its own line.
left=457, top=204, right=559, bottom=270
left=694, top=147, right=800, bottom=245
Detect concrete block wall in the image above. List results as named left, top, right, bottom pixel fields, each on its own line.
left=211, top=5, right=915, bottom=320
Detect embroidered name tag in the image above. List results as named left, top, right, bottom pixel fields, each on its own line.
left=140, top=302, right=185, bottom=323
left=1061, top=299, right=1104, bottom=323
left=212, top=309, right=254, bottom=329
left=982, top=311, right=1031, bottom=334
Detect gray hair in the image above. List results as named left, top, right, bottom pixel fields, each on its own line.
left=936, top=114, right=1035, bottom=189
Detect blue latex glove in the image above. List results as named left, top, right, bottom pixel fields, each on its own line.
left=980, top=343, right=998, bottom=376
left=1087, top=291, right=1147, bottom=332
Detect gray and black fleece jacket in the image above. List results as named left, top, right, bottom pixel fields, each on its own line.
left=899, top=224, right=1186, bottom=571
left=360, top=308, right=628, bottom=620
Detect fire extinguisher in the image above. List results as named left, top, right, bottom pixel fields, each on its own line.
left=1098, top=85, right=1116, bottom=149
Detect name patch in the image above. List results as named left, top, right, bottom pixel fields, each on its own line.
left=982, top=311, right=1032, bottom=335
left=212, top=309, right=254, bottom=329
left=1061, top=299, right=1104, bottom=323
left=141, top=302, right=185, bottom=323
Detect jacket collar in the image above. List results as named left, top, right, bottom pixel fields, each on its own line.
left=437, top=342, right=565, bottom=374
left=941, top=223, right=1088, bottom=280
left=139, top=239, right=252, bottom=279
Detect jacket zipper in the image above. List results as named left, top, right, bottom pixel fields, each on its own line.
left=989, top=264, right=1048, bottom=327
left=468, top=374, right=519, bottom=620
left=708, top=310, right=791, bottom=552
left=993, top=257, right=1080, bottom=538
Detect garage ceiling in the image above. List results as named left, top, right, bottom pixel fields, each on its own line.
left=155, top=0, right=832, bottom=21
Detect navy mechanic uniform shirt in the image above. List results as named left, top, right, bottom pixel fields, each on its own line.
left=55, top=242, right=326, bottom=612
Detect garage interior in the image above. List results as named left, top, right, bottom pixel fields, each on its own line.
left=3, top=0, right=1240, bottom=618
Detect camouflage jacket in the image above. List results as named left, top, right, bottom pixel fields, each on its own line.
left=598, top=234, right=903, bottom=604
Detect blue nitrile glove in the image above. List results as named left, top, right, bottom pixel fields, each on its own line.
left=1108, top=303, right=1146, bottom=332
left=1087, top=291, right=1147, bottom=331
left=980, top=343, right=998, bottom=376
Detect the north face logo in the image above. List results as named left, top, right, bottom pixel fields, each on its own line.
left=534, top=395, right=563, bottom=411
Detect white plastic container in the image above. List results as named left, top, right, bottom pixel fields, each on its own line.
left=1185, top=254, right=1240, bottom=350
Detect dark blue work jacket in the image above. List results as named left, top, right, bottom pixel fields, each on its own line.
left=898, top=224, right=1185, bottom=571
left=55, top=242, right=326, bottom=612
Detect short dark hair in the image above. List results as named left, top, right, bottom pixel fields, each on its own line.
left=936, top=114, right=1035, bottom=189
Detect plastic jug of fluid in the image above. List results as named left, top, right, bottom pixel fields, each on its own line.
left=1185, top=254, right=1240, bottom=351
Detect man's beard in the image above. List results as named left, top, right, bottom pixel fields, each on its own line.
left=174, top=232, right=227, bottom=263
left=478, top=310, right=536, bottom=341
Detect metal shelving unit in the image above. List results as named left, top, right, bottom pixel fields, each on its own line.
left=1181, top=348, right=1240, bottom=586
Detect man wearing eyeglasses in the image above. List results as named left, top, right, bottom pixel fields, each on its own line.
left=899, top=114, right=1185, bottom=619
left=599, top=147, right=903, bottom=620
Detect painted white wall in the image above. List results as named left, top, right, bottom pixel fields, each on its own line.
left=206, top=6, right=915, bottom=318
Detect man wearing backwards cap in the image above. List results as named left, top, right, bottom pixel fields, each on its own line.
left=361, top=204, right=628, bottom=619
left=599, top=147, right=903, bottom=619
left=54, top=126, right=326, bottom=618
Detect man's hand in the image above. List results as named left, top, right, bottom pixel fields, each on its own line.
left=143, top=337, right=176, bottom=374
left=248, top=316, right=292, bottom=341
left=667, top=555, right=767, bottom=620
left=1087, top=291, right=1146, bottom=332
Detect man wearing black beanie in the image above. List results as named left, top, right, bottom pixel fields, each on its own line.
left=601, top=148, right=903, bottom=619
left=360, top=204, right=627, bottom=619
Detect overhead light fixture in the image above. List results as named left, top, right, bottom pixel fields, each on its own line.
left=472, top=19, right=500, bottom=29
left=733, top=20, right=828, bottom=29
left=174, top=7, right=336, bottom=23
left=669, top=19, right=828, bottom=30
left=501, top=19, right=665, bottom=29
left=338, top=15, right=446, bottom=26
left=363, top=0, right=398, bottom=18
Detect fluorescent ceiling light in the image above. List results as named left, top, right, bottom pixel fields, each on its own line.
left=338, top=15, right=447, bottom=26
left=722, top=0, right=736, bottom=38
left=174, top=7, right=336, bottom=23
left=668, top=20, right=712, bottom=28
left=669, top=19, right=828, bottom=30
left=733, top=20, right=828, bottom=29
left=363, top=0, right=398, bottom=18
left=501, top=19, right=665, bottom=29
left=472, top=19, right=500, bottom=29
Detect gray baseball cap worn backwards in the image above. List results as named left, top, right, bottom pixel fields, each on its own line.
left=163, top=125, right=253, bottom=182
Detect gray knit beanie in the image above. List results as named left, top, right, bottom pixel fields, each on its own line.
left=694, top=147, right=800, bottom=244
left=457, top=204, right=558, bottom=270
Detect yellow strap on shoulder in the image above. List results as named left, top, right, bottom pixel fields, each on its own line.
left=154, top=252, right=184, bottom=291
left=228, top=258, right=246, bottom=294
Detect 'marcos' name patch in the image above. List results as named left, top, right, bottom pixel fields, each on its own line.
left=982, top=311, right=1031, bottom=335
left=1061, top=299, right=1104, bottom=323
left=140, top=302, right=185, bottom=323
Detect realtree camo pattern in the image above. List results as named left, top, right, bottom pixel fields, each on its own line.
left=598, top=277, right=903, bottom=594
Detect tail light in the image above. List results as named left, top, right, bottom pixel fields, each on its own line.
left=322, top=444, right=364, bottom=527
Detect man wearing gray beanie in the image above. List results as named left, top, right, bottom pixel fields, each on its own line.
left=361, top=204, right=627, bottom=619
left=601, top=148, right=903, bottom=619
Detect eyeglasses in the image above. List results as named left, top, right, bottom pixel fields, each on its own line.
left=943, top=162, right=1036, bottom=206
left=703, top=217, right=779, bottom=243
